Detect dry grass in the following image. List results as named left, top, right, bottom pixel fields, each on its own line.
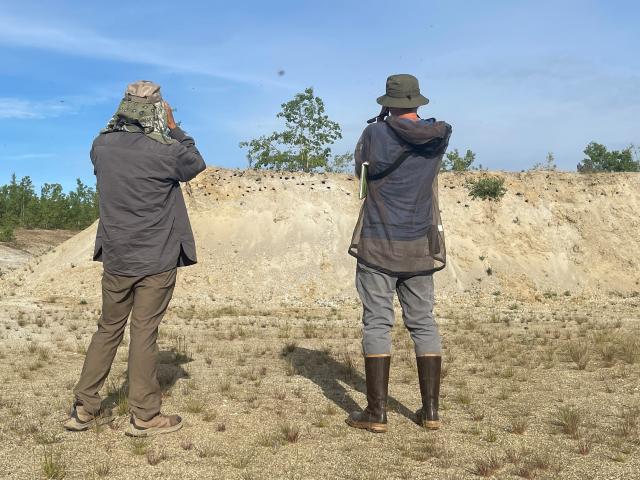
left=554, top=405, right=582, bottom=438
left=41, top=448, right=65, bottom=480
left=0, top=295, right=638, bottom=479
left=568, top=340, right=590, bottom=370
left=279, top=422, right=301, bottom=443
left=146, top=447, right=167, bottom=466
left=472, top=450, right=503, bottom=476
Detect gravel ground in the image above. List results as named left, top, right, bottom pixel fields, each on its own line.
left=0, top=294, right=638, bottom=480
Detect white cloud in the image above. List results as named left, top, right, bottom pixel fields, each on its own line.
left=0, top=97, right=70, bottom=119
left=1, top=153, right=57, bottom=162
left=0, top=14, right=296, bottom=89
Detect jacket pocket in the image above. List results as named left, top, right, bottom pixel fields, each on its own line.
left=427, top=225, right=441, bottom=256
left=93, top=236, right=103, bottom=261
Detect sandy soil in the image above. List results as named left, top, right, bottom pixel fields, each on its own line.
left=0, top=294, right=638, bottom=479
left=0, top=169, right=638, bottom=479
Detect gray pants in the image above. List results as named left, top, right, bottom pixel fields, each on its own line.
left=356, top=262, right=441, bottom=356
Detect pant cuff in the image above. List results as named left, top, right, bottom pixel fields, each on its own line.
left=364, top=353, right=391, bottom=358
left=131, top=410, right=160, bottom=422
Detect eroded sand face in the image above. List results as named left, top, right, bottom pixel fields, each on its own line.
left=2, top=169, right=639, bottom=307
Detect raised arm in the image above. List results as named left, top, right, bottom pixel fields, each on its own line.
left=165, top=101, right=206, bottom=182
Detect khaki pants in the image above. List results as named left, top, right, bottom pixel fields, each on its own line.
left=74, top=268, right=176, bottom=420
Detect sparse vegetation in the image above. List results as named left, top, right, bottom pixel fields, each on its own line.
left=41, top=448, right=66, bottom=479
left=531, top=152, right=557, bottom=171
left=129, top=438, right=149, bottom=456
left=554, top=405, right=581, bottom=438
left=441, top=148, right=479, bottom=171
left=472, top=451, right=503, bottom=477
left=1, top=234, right=638, bottom=479
left=279, top=422, right=301, bottom=443
left=577, top=142, right=639, bottom=172
left=466, top=176, right=507, bottom=201
left=146, top=447, right=167, bottom=466
left=568, top=341, right=590, bottom=370
left=185, top=397, right=205, bottom=414
left=508, top=414, right=530, bottom=434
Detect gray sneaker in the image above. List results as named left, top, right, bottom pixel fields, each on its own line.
left=64, top=402, right=114, bottom=431
left=126, top=413, right=183, bottom=437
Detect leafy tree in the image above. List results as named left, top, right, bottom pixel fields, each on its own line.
left=66, top=179, right=99, bottom=230
left=0, top=175, right=99, bottom=236
left=577, top=142, right=639, bottom=172
left=442, top=149, right=477, bottom=171
left=240, top=87, right=342, bottom=172
left=39, top=183, right=68, bottom=229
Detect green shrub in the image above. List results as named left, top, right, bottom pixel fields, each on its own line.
left=442, top=149, right=477, bottom=171
left=578, top=142, right=639, bottom=172
left=0, top=225, right=15, bottom=243
left=466, top=176, right=507, bottom=201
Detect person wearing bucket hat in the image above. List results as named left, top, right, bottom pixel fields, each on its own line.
left=377, top=73, right=430, bottom=109
left=347, top=74, right=452, bottom=433
left=64, top=81, right=206, bottom=437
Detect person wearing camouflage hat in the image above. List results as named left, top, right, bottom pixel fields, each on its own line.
left=347, top=74, right=452, bottom=433
left=102, top=81, right=176, bottom=144
left=64, top=81, right=206, bottom=437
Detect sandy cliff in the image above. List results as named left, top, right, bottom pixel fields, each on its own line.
left=3, top=168, right=639, bottom=306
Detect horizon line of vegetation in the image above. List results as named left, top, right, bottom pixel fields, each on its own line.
left=1, top=89, right=638, bottom=240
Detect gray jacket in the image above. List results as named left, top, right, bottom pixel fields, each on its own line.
left=349, top=117, right=451, bottom=275
left=91, top=127, right=206, bottom=276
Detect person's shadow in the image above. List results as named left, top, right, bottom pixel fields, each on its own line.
left=102, top=348, right=191, bottom=409
left=290, top=347, right=415, bottom=423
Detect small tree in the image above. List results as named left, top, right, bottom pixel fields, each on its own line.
left=577, top=142, right=639, bottom=172
left=442, top=149, right=476, bottom=171
left=326, top=152, right=354, bottom=173
left=240, top=88, right=342, bottom=172
left=466, top=176, right=507, bottom=201
left=532, top=152, right=557, bottom=171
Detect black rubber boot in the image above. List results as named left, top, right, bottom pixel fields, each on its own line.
left=416, top=355, right=441, bottom=429
left=346, top=355, right=390, bottom=433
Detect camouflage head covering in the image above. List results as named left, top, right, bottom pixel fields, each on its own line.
left=102, top=80, right=176, bottom=145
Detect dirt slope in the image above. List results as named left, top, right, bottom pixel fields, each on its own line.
left=2, top=169, right=639, bottom=306
left=0, top=229, right=76, bottom=275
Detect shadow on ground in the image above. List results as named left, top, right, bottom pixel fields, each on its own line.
left=291, top=347, right=415, bottom=423
left=101, top=349, right=192, bottom=410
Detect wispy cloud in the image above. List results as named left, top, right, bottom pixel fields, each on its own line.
left=0, top=14, right=295, bottom=89
left=2, top=153, right=57, bottom=160
left=0, top=85, right=121, bottom=120
left=0, top=97, right=70, bottom=119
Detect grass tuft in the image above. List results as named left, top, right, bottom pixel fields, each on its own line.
left=472, top=450, right=503, bottom=477
left=554, top=405, right=581, bottom=438
left=568, top=341, right=590, bottom=370
left=279, top=422, right=300, bottom=443
left=42, top=448, right=66, bottom=479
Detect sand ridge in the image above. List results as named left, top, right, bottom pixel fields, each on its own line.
left=2, top=168, right=639, bottom=306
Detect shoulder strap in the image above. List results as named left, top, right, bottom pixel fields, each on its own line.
left=366, top=123, right=421, bottom=182
left=366, top=150, right=413, bottom=181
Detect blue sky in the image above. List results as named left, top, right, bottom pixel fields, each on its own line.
left=0, top=0, right=638, bottom=190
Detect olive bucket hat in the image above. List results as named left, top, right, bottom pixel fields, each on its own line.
left=376, top=74, right=429, bottom=108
